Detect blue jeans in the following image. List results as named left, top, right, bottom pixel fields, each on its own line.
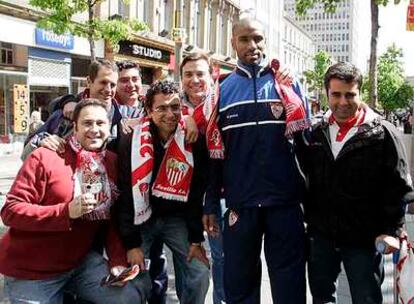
left=139, top=216, right=210, bottom=304
left=148, top=238, right=168, bottom=304
left=4, top=251, right=142, bottom=304
left=308, top=233, right=384, bottom=304
left=208, top=199, right=226, bottom=304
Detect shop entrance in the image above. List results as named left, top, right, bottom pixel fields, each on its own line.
left=29, top=86, right=68, bottom=121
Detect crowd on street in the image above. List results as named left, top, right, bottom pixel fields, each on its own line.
left=0, top=17, right=414, bottom=304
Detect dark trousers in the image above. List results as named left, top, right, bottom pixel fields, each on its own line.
left=148, top=238, right=168, bottom=304
left=308, top=233, right=384, bottom=304
left=223, top=205, right=306, bottom=304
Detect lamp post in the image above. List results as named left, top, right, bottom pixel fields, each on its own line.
left=172, top=0, right=186, bottom=84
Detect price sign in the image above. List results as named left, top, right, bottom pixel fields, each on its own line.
left=13, top=84, right=29, bottom=134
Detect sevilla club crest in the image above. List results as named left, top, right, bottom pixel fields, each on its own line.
left=166, top=158, right=189, bottom=186
left=270, top=102, right=284, bottom=119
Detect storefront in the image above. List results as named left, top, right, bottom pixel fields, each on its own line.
left=110, top=34, right=174, bottom=92
left=0, top=11, right=104, bottom=141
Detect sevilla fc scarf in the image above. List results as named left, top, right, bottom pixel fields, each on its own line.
left=271, top=59, right=311, bottom=137
left=131, top=117, right=194, bottom=225
left=69, top=135, right=117, bottom=220
left=181, top=83, right=225, bottom=159
left=205, top=59, right=310, bottom=159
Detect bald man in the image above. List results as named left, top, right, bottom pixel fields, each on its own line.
left=203, top=18, right=308, bottom=303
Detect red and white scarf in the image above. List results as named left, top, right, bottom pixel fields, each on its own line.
left=131, top=117, right=194, bottom=225
left=181, top=82, right=225, bottom=159
left=205, top=59, right=310, bottom=159
left=69, top=136, right=117, bottom=221
left=271, top=59, right=311, bottom=137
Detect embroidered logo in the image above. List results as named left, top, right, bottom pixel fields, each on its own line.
left=228, top=210, right=239, bottom=227
left=166, top=158, right=189, bottom=186
left=211, top=129, right=221, bottom=146
left=270, top=102, right=284, bottom=119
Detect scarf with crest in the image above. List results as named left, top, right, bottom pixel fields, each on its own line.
left=205, top=59, right=311, bottom=159
left=270, top=59, right=311, bottom=137
left=69, top=135, right=117, bottom=220
left=130, top=117, right=194, bottom=225
left=181, top=83, right=224, bottom=159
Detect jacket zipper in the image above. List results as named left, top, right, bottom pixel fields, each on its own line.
left=252, top=65, right=258, bottom=125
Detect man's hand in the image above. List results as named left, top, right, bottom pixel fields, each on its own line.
left=126, top=248, right=145, bottom=271
left=40, top=134, right=66, bottom=154
left=375, top=234, right=400, bottom=254
left=184, top=115, right=199, bottom=143
left=120, top=118, right=141, bottom=135
left=109, top=266, right=128, bottom=287
left=275, top=66, right=294, bottom=86
left=202, top=214, right=219, bottom=237
left=187, top=244, right=210, bottom=268
left=68, top=193, right=97, bottom=219
left=407, top=202, right=414, bottom=214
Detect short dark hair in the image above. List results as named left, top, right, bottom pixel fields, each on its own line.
left=180, top=52, right=212, bottom=76
left=116, top=60, right=140, bottom=74
left=232, top=17, right=265, bottom=36
left=72, top=99, right=108, bottom=124
left=324, top=62, right=363, bottom=95
left=88, top=60, right=118, bottom=82
left=145, top=80, right=179, bottom=110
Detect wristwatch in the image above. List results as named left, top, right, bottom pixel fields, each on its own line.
left=191, top=242, right=202, bottom=247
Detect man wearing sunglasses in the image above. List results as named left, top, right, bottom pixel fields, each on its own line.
left=115, top=80, right=210, bottom=304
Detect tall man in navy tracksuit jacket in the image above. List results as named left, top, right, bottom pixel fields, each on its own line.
left=203, top=18, right=307, bottom=303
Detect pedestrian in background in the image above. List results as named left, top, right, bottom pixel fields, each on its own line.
left=28, top=110, right=44, bottom=136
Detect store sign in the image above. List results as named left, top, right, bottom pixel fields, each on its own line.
left=13, top=85, right=29, bottom=134
left=407, top=1, right=414, bottom=31
left=118, top=41, right=170, bottom=64
left=35, top=28, right=74, bottom=50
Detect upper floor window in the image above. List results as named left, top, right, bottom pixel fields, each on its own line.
left=1, top=42, right=13, bottom=65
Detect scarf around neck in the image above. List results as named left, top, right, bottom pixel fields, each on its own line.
left=69, top=136, right=117, bottom=220
left=130, top=117, right=194, bottom=225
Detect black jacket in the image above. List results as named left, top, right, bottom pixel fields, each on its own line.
left=296, top=114, right=414, bottom=247
left=115, top=123, right=209, bottom=250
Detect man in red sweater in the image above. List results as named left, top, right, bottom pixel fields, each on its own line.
left=0, top=99, right=143, bottom=303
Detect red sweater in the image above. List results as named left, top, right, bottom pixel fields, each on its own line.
left=0, top=146, right=127, bottom=279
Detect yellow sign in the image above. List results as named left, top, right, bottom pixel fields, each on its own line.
left=13, top=84, right=29, bottom=133
left=171, top=28, right=187, bottom=43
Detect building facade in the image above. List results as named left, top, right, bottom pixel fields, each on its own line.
left=282, top=14, right=315, bottom=84
left=100, top=0, right=240, bottom=90
left=0, top=1, right=104, bottom=142
left=284, top=0, right=370, bottom=70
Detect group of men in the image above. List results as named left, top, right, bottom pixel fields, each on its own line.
left=1, top=16, right=414, bottom=304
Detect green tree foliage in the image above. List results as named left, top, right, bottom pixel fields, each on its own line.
left=304, top=50, right=332, bottom=109
left=377, top=45, right=414, bottom=113
left=29, top=0, right=148, bottom=61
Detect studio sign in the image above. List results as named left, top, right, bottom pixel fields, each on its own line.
left=132, top=45, right=162, bottom=59
left=118, top=40, right=170, bottom=63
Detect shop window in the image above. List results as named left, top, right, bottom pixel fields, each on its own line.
left=1, top=42, right=13, bottom=65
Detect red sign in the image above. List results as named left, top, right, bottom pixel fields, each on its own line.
left=407, top=3, right=414, bottom=31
